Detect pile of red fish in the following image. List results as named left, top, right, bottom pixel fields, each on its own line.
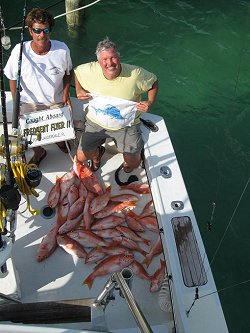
left=36, top=157, right=166, bottom=292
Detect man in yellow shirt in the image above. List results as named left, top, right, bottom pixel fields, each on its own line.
left=74, top=37, right=158, bottom=172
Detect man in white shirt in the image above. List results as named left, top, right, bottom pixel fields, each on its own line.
left=4, top=8, right=72, bottom=165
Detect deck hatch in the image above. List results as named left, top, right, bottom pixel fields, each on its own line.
left=171, top=216, right=208, bottom=287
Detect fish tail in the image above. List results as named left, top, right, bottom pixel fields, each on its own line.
left=105, top=184, right=112, bottom=191
left=56, top=175, right=61, bottom=182
left=82, top=273, right=94, bottom=289
left=138, top=249, right=148, bottom=257
left=142, top=255, right=152, bottom=268
left=143, top=238, right=151, bottom=246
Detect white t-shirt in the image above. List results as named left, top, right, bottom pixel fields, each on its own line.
left=4, top=40, right=72, bottom=105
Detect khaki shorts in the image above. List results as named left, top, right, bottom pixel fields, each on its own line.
left=79, top=118, right=144, bottom=155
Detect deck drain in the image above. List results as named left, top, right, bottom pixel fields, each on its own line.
left=40, top=205, right=56, bottom=219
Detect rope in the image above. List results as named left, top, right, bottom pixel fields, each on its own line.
left=55, top=0, right=102, bottom=19
left=10, top=160, right=40, bottom=215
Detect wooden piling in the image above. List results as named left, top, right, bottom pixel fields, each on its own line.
left=65, top=0, right=84, bottom=29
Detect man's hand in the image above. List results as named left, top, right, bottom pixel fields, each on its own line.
left=76, top=91, right=92, bottom=101
left=136, top=101, right=152, bottom=113
left=63, top=93, right=72, bottom=109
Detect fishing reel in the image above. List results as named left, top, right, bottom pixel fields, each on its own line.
left=0, top=134, right=27, bottom=157
left=0, top=164, right=18, bottom=273
left=0, top=163, right=21, bottom=211
left=0, top=132, right=42, bottom=213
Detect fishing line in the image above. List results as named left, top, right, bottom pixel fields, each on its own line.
left=45, top=1, right=65, bottom=11
left=209, top=175, right=250, bottom=268
left=205, top=0, right=250, bottom=231
left=190, top=176, right=250, bottom=313
left=203, top=1, right=250, bottom=288
left=198, top=10, right=250, bottom=324
left=197, top=277, right=250, bottom=300
left=5, top=1, right=64, bottom=30
left=6, top=0, right=103, bottom=31
left=234, top=0, right=250, bottom=96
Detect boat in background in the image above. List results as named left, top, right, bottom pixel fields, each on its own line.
left=0, top=92, right=228, bottom=332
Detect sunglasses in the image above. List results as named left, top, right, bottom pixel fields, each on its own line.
left=32, top=27, right=50, bottom=34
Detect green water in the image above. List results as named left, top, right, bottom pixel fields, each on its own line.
left=2, top=0, right=250, bottom=332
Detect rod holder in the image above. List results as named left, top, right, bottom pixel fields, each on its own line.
left=119, top=267, right=133, bottom=298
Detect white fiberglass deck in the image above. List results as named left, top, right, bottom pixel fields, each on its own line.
left=0, top=140, right=172, bottom=332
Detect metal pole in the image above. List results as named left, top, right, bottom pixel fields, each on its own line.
left=113, top=272, right=153, bottom=333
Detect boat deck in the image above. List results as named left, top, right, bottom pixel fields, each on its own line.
left=0, top=134, right=173, bottom=332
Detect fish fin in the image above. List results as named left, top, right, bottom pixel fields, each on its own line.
left=107, top=240, right=119, bottom=247
left=128, top=201, right=137, bottom=206
left=96, top=246, right=103, bottom=252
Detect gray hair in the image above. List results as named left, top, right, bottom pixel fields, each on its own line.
left=95, top=37, right=120, bottom=59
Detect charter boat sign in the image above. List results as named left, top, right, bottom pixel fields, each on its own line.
left=19, top=106, right=75, bottom=147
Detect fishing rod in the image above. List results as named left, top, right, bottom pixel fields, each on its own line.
left=0, top=8, right=15, bottom=188
left=6, top=0, right=64, bottom=30
left=12, top=0, right=27, bottom=133
left=0, top=7, right=21, bottom=207
left=0, top=7, right=21, bottom=275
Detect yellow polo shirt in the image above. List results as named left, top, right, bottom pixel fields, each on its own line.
left=74, top=62, right=157, bottom=129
